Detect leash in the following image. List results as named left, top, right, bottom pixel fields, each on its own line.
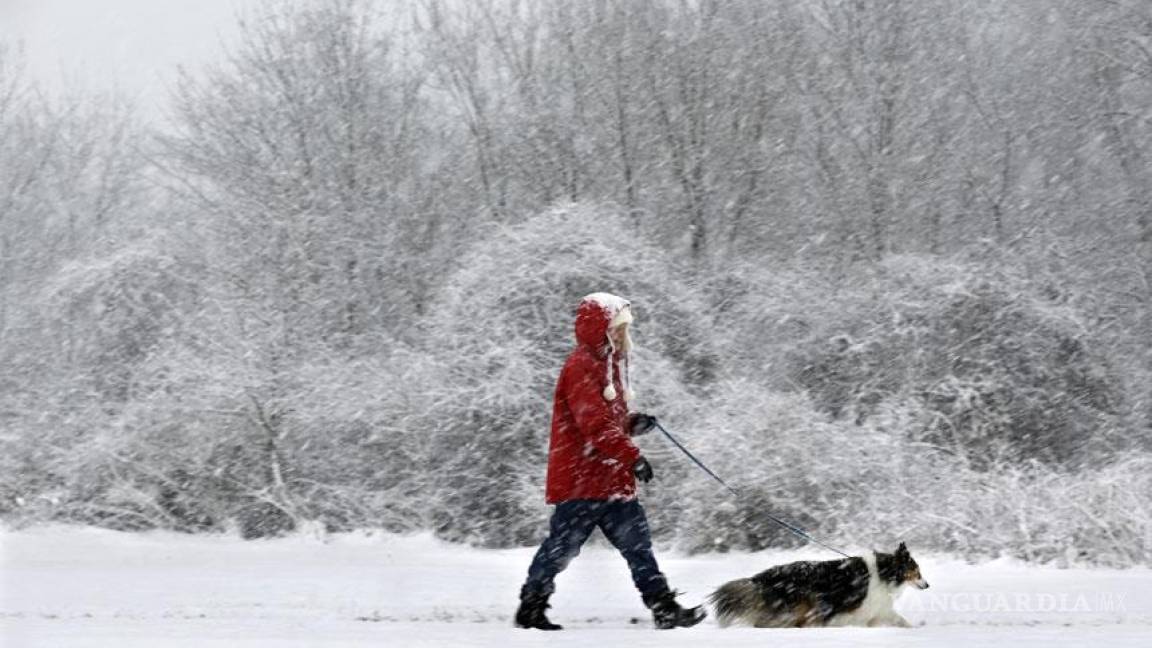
left=653, top=421, right=852, bottom=559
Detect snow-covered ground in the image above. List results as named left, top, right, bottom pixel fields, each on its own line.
left=2, top=526, right=1149, bottom=647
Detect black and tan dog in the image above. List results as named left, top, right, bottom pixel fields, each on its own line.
left=710, top=543, right=929, bottom=628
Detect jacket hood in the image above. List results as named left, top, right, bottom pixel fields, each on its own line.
left=574, top=292, right=631, bottom=350
left=574, top=292, right=635, bottom=402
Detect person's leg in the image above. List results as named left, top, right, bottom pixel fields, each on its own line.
left=521, top=500, right=601, bottom=598
left=599, top=500, right=705, bottom=629
left=596, top=500, right=669, bottom=597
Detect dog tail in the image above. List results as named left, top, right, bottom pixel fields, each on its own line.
left=709, top=578, right=760, bottom=628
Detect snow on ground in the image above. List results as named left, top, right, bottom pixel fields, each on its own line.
left=1, top=526, right=1149, bottom=647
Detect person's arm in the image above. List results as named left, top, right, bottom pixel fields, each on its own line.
left=564, top=355, right=641, bottom=465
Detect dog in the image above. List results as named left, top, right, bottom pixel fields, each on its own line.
left=710, top=542, right=928, bottom=628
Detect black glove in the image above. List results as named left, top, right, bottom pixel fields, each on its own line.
left=630, top=412, right=658, bottom=437
left=633, top=456, right=654, bottom=483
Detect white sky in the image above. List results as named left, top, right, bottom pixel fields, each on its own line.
left=0, top=0, right=255, bottom=117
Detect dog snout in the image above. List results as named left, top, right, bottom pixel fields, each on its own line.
left=914, top=578, right=929, bottom=590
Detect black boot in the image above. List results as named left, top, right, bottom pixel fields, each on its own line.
left=515, top=592, right=562, bottom=630
left=643, top=590, right=707, bottom=629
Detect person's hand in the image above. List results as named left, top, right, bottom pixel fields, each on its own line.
left=633, top=456, right=654, bottom=483
left=629, top=413, right=658, bottom=437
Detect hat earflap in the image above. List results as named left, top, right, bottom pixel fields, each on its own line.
left=602, top=331, right=635, bottom=402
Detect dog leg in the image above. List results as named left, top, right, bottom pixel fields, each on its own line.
left=872, top=612, right=912, bottom=628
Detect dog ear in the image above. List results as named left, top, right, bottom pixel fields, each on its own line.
left=896, top=542, right=908, bottom=557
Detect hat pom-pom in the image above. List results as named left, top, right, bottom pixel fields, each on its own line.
left=603, top=383, right=617, bottom=401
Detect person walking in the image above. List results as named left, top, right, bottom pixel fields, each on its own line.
left=514, top=292, right=706, bottom=631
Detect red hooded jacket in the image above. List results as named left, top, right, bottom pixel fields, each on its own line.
left=545, top=295, right=642, bottom=504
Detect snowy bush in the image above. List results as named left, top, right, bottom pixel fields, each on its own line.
left=417, top=203, right=717, bottom=546
left=670, top=385, right=877, bottom=553
left=38, top=241, right=203, bottom=401
left=667, top=381, right=1152, bottom=566
left=7, top=222, right=1150, bottom=566
left=29, top=303, right=434, bottom=538
left=781, top=256, right=1125, bottom=469
left=661, top=255, right=1148, bottom=564
left=833, top=413, right=1152, bottom=566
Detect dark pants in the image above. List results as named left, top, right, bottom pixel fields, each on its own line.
left=521, top=499, right=669, bottom=599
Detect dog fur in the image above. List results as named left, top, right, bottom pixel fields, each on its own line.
left=710, top=543, right=929, bottom=628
